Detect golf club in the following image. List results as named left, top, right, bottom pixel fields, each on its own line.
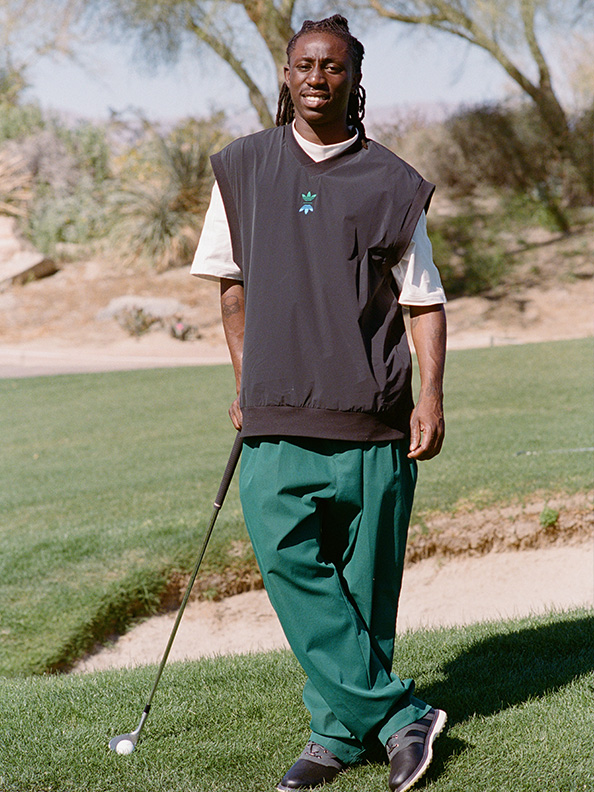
left=109, top=432, right=243, bottom=754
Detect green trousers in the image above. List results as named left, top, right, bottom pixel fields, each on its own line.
left=239, top=437, right=430, bottom=765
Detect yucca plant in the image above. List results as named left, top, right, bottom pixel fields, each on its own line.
left=110, top=115, right=230, bottom=270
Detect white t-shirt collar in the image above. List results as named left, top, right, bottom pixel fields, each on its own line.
left=291, top=121, right=358, bottom=163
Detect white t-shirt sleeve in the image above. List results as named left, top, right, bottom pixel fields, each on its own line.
left=190, top=181, right=243, bottom=281
left=392, top=211, right=446, bottom=306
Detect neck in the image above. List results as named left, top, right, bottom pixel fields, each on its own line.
left=293, top=116, right=352, bottom=146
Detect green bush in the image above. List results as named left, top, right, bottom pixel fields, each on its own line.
left=0, top=100, right=45, bottom=142
left=0, top=149, right=32, bottom=217
left=377, top=99, right=592, bottom=235
left=427, top=100, right=589, bottom=230
left=428, top=212, right=507, bottom=297
left=0, top=65, right=27, bottom=106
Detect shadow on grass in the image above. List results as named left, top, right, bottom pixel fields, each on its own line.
left=413, top=611, right=594, bottom=785
left=421, top=613, right=594, bottom=724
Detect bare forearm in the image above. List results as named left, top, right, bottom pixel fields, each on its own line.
left=220, top=278, right=245, bottom=394
left=408, top=304, right=446, bottom=460
left=220, top=278, right=245, bottom=431
left=410, top=304, right=446, bottom=399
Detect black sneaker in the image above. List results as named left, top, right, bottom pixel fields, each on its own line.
left=276, top=741, right=347, bottom=791
left=385, top=708, right=447, bottom=792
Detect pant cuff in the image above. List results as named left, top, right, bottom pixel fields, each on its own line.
left=377, top=697, right=431, bottom=746
left=309, top=732, right=367, bottom=766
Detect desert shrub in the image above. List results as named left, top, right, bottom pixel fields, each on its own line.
left=12, top=129, right=80, bottom=195
left=0, top=65, right=27, bottom=106
left=0, top=112, right=116, bottom=254
left=438, top=102, right=572, bottom=231
left=116, top=307, right=162, bottom=336
left=570, top=102, right=594, bottom=206
left=0, top=100, right=45, bottom=142
left=54, top=121, right=112, bottom=183
left=539, top=505, right=560, bottom=529
left=377, top=100, right=593, bottom=233
left=109, top=114, right=230, bottom=270
left=372, top=110, right=445, bottom=185
left=9, top=125, right=114, bottom=254
left=28, top=178, right=112, bottom=253
left=428, top=213, right=507, bottom=297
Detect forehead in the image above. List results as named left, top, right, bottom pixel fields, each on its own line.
left=289, top=31, right=352, bottom=64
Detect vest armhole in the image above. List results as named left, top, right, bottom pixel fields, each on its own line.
left=210, top=151, right=243, bottom=271
left=393, top=179, right=436, bottom=265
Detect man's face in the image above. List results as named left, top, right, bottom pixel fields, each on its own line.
left=284, top=32, right=359, bottom=144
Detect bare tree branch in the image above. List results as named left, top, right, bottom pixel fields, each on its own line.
left=242, top=0, right=294, bottom=85
left=363, top=0, right=589, bottom=190
left=186, top=12, right=275, bottom=127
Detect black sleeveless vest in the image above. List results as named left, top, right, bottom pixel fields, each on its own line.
left=211, top=125, right=435, bottom=441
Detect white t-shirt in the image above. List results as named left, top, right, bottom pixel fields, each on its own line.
left=191, top=124, right=446, bottom=307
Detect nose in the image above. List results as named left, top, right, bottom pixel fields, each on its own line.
left=306, top=64, right=326, bottom=87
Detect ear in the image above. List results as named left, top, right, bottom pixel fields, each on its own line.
left=284, top=64, right=291, bottom=86
left=351, top=71, right=361, bottom=93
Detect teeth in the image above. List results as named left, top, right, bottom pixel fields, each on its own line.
left=303, top=95, right=327, bottom=107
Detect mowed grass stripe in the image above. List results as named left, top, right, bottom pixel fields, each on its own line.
left=0, top=339, right=592, bottom=676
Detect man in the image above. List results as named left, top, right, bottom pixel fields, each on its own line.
left=192, top=15, right=447, bottom=792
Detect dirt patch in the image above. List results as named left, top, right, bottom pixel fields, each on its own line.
left=406, top=492, right=593, bottom=564
left=161, top=557, right=264, bottom=607
left=0, top=257, right=223, bottom=346
left=72, top=541, right=593, bottom=674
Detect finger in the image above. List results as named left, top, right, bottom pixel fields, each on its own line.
left=409, top=416, right=421, bottom=453
left=409, top=428, right=429, bottom=459
left=229, top=401, right=243, bottom=431
left=414, top=423, right=444, bottom=460
left=409, top=420, right=442, bottom=459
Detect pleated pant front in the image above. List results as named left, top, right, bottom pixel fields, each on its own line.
left=239, top=436, right=430, bottom=765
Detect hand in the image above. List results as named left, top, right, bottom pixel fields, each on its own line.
left=229, top=397, right=243, bottom=431
left=408, top=392, right=444, bottom=460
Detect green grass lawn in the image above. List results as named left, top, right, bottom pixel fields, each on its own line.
left=0, top=338, right=592, bottom=677
left=414, top=337, right=594, bottom=511
left=1, top=609, right=592, bottom=792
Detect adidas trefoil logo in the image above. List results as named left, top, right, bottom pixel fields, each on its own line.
left=299, top=191, right=317, bottom=214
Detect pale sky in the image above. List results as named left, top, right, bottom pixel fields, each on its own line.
left=25, top=22, right=513, bottom=126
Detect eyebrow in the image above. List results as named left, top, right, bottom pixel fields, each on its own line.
left=294, top=55, right=347, bottom=64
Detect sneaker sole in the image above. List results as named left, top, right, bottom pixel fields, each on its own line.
left=276, top=781, right=334, bottom=791
left=394, top=709, right=448, bottom=792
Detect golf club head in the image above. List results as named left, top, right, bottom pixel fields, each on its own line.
left=109, top=730, right=140, bottom=752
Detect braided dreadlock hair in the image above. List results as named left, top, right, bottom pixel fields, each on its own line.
left=275, top=14, right=368, bottom=147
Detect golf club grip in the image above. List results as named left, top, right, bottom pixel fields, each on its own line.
left=214, top=433, right=243, bottom=508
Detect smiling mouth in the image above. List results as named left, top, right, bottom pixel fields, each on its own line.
left=302, top=93, right=329, bottom=108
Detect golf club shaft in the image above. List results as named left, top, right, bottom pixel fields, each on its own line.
left=138, top=432, right=243, bottom=731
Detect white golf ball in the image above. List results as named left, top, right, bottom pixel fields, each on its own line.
left=116, top=739, right=135, bottom=755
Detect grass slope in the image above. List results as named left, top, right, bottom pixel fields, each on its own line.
left=0, top=366, right=245, bottom=676
left=0, top=339, right=592, bottom=677
left=0, top=610, right=592, bottom=792
left=415, top=337, right=593, bottom=511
